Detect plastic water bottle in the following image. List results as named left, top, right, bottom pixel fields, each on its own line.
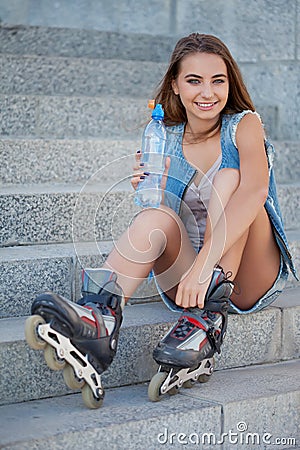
left=135, top=102, right=166, bottom=208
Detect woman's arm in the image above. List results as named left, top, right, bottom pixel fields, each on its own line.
left=175, top=113, right=269, bottom=308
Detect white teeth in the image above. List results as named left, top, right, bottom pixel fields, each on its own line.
left=197, top=102, right=214, bottom=107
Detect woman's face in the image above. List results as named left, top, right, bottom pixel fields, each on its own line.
left=172, top=52, right=229, bottom=128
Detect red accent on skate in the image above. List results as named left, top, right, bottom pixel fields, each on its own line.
left=216, top=272, right=222, bottom=285
left=91, top=310, right=108, bottom=338
left=199, top=336, right=208, bottom=350
left=81, top=316, right=96, bottom=328
left=170, top=315, right=207, bottom=341
left=185, top=316, right=207, bottom=331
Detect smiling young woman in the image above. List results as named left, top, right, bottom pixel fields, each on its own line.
left=26, top=33, right=298, bottom=407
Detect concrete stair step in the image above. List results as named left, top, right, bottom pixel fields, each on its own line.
left=0, top=138, right=139, bottom=186
left=0, top=183, right=299, bottom=246
left=0, top=231, right=299, bottom=319
left=0, top=24, right=176, bottom=61
left=0, top=94, right=148, bottom=139
left=0, top=54, right=166, bottom=98
left=0, top=288, right=299, bottom=407
left=1, top=138, right=299, bottom=186
left=0, top=359, right=299, bottom=449
left=0, top=182, right=136, bottom=245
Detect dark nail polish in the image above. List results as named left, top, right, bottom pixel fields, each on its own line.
left=136, top=150, right=141, bottom=153
left=140, top=176, right=145, bottom=179
left=140, top=162, right=144, bottom=167
left=144, top=171, right=150, bottom=176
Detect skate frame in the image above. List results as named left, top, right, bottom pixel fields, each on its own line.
left=37, top=323, right=104, bottom=400
left=159, top=357, right=214, bottom=394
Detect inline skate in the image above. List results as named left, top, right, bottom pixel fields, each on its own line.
left=25, top=268, right=124, bottom=409
left=148, top=266, right=234, bottom=401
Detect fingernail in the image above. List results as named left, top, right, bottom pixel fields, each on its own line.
left=136, top=150, right=141, bottom=153
left=144, top=171, right=150, bottom=175
left=140, top=176, right=145, bottom=179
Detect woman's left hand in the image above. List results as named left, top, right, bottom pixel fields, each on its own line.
left=174, top=265, right=213, bottom=309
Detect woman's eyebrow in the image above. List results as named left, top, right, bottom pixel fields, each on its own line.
left=184, top=73, right=227, bottom=79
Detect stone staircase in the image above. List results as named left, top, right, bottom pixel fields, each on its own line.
left=0, top=24, right=299, bottom=449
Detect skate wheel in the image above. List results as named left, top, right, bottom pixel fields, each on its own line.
left=198, top=357, right=215, bottom=383
left=198, top=374, right=211, bottom=383
left=81, top=384, right=104, bottom=409
left=148, top=372, right=168, bottom=402
left=43, top=344, right=66, bottom=371
left=183, top=379, right=196, bottom=389
left=63, top=364, right=85, bottom=390
left=168, top=386, right=179, bottom=396
left=25, top=315, right=47, bottom=350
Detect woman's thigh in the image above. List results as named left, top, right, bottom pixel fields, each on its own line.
left=230, top=207, right=281, bottom=310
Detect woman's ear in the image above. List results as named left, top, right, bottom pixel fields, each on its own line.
left=172, top=79, right=179, bottom=96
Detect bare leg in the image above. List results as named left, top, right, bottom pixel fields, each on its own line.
left=103, top=206, right=197, bottom=301
left=204, top=168, right=280, bottom=310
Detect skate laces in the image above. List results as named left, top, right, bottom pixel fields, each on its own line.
left=222, top=269, right=240, bottom=296
left=215, top=265, right=233, bottom=284
left=214, top=265, right=238, bottom=296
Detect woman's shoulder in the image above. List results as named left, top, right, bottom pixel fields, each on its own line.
left=223, top=110, right=263, bottom=148
left=223, top=110, right=262, bottom=126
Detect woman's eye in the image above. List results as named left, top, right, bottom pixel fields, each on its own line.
left=213, top=79, right=225, bottom=84
left=187, top=79, right=200, bottom=84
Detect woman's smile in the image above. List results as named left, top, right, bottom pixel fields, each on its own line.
left=194, top=101, right=218, bottom=111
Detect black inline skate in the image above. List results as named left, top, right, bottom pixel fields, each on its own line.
left=25, top=268, right=124, bottom=409
left=148, top=266, right=234, bottom=401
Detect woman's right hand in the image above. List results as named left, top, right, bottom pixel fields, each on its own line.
left=130, top=151, right=170, bottom=194
left=130, top=150, right=146, bottom=191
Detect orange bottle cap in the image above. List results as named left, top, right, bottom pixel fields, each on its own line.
left=148, top=99, right=155, bottom=110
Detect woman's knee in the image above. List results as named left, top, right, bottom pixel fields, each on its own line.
left=213, top=168, right=240, bottom=195
left=132, top=205, right=183, bottom=235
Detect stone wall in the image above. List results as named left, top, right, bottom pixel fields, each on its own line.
left=0, top=0, right=299, bottom=139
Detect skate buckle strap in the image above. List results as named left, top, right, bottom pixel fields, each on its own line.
left=207, top=326, right=222, bottom=354
left=204, top=307, right=228, bottom=354
left=78, top=291, right=120, bottom=310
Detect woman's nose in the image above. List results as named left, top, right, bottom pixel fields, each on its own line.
left=201, top=83, right=213, bottom=98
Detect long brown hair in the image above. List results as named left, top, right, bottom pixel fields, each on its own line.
left=155, top=33, right=255, bottom=129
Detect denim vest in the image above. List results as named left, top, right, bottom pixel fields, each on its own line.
left=163, top=110, right=298, bottom=280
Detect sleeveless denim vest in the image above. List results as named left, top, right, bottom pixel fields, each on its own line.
left=163, top=110, right=298, bottom=280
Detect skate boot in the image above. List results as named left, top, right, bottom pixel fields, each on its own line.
left=25, top=268, right=124, bottom=409
left=148, top=266, right=234, bottom=401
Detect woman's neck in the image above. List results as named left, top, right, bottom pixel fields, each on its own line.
left=184, top=118, right=221, bottom=144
